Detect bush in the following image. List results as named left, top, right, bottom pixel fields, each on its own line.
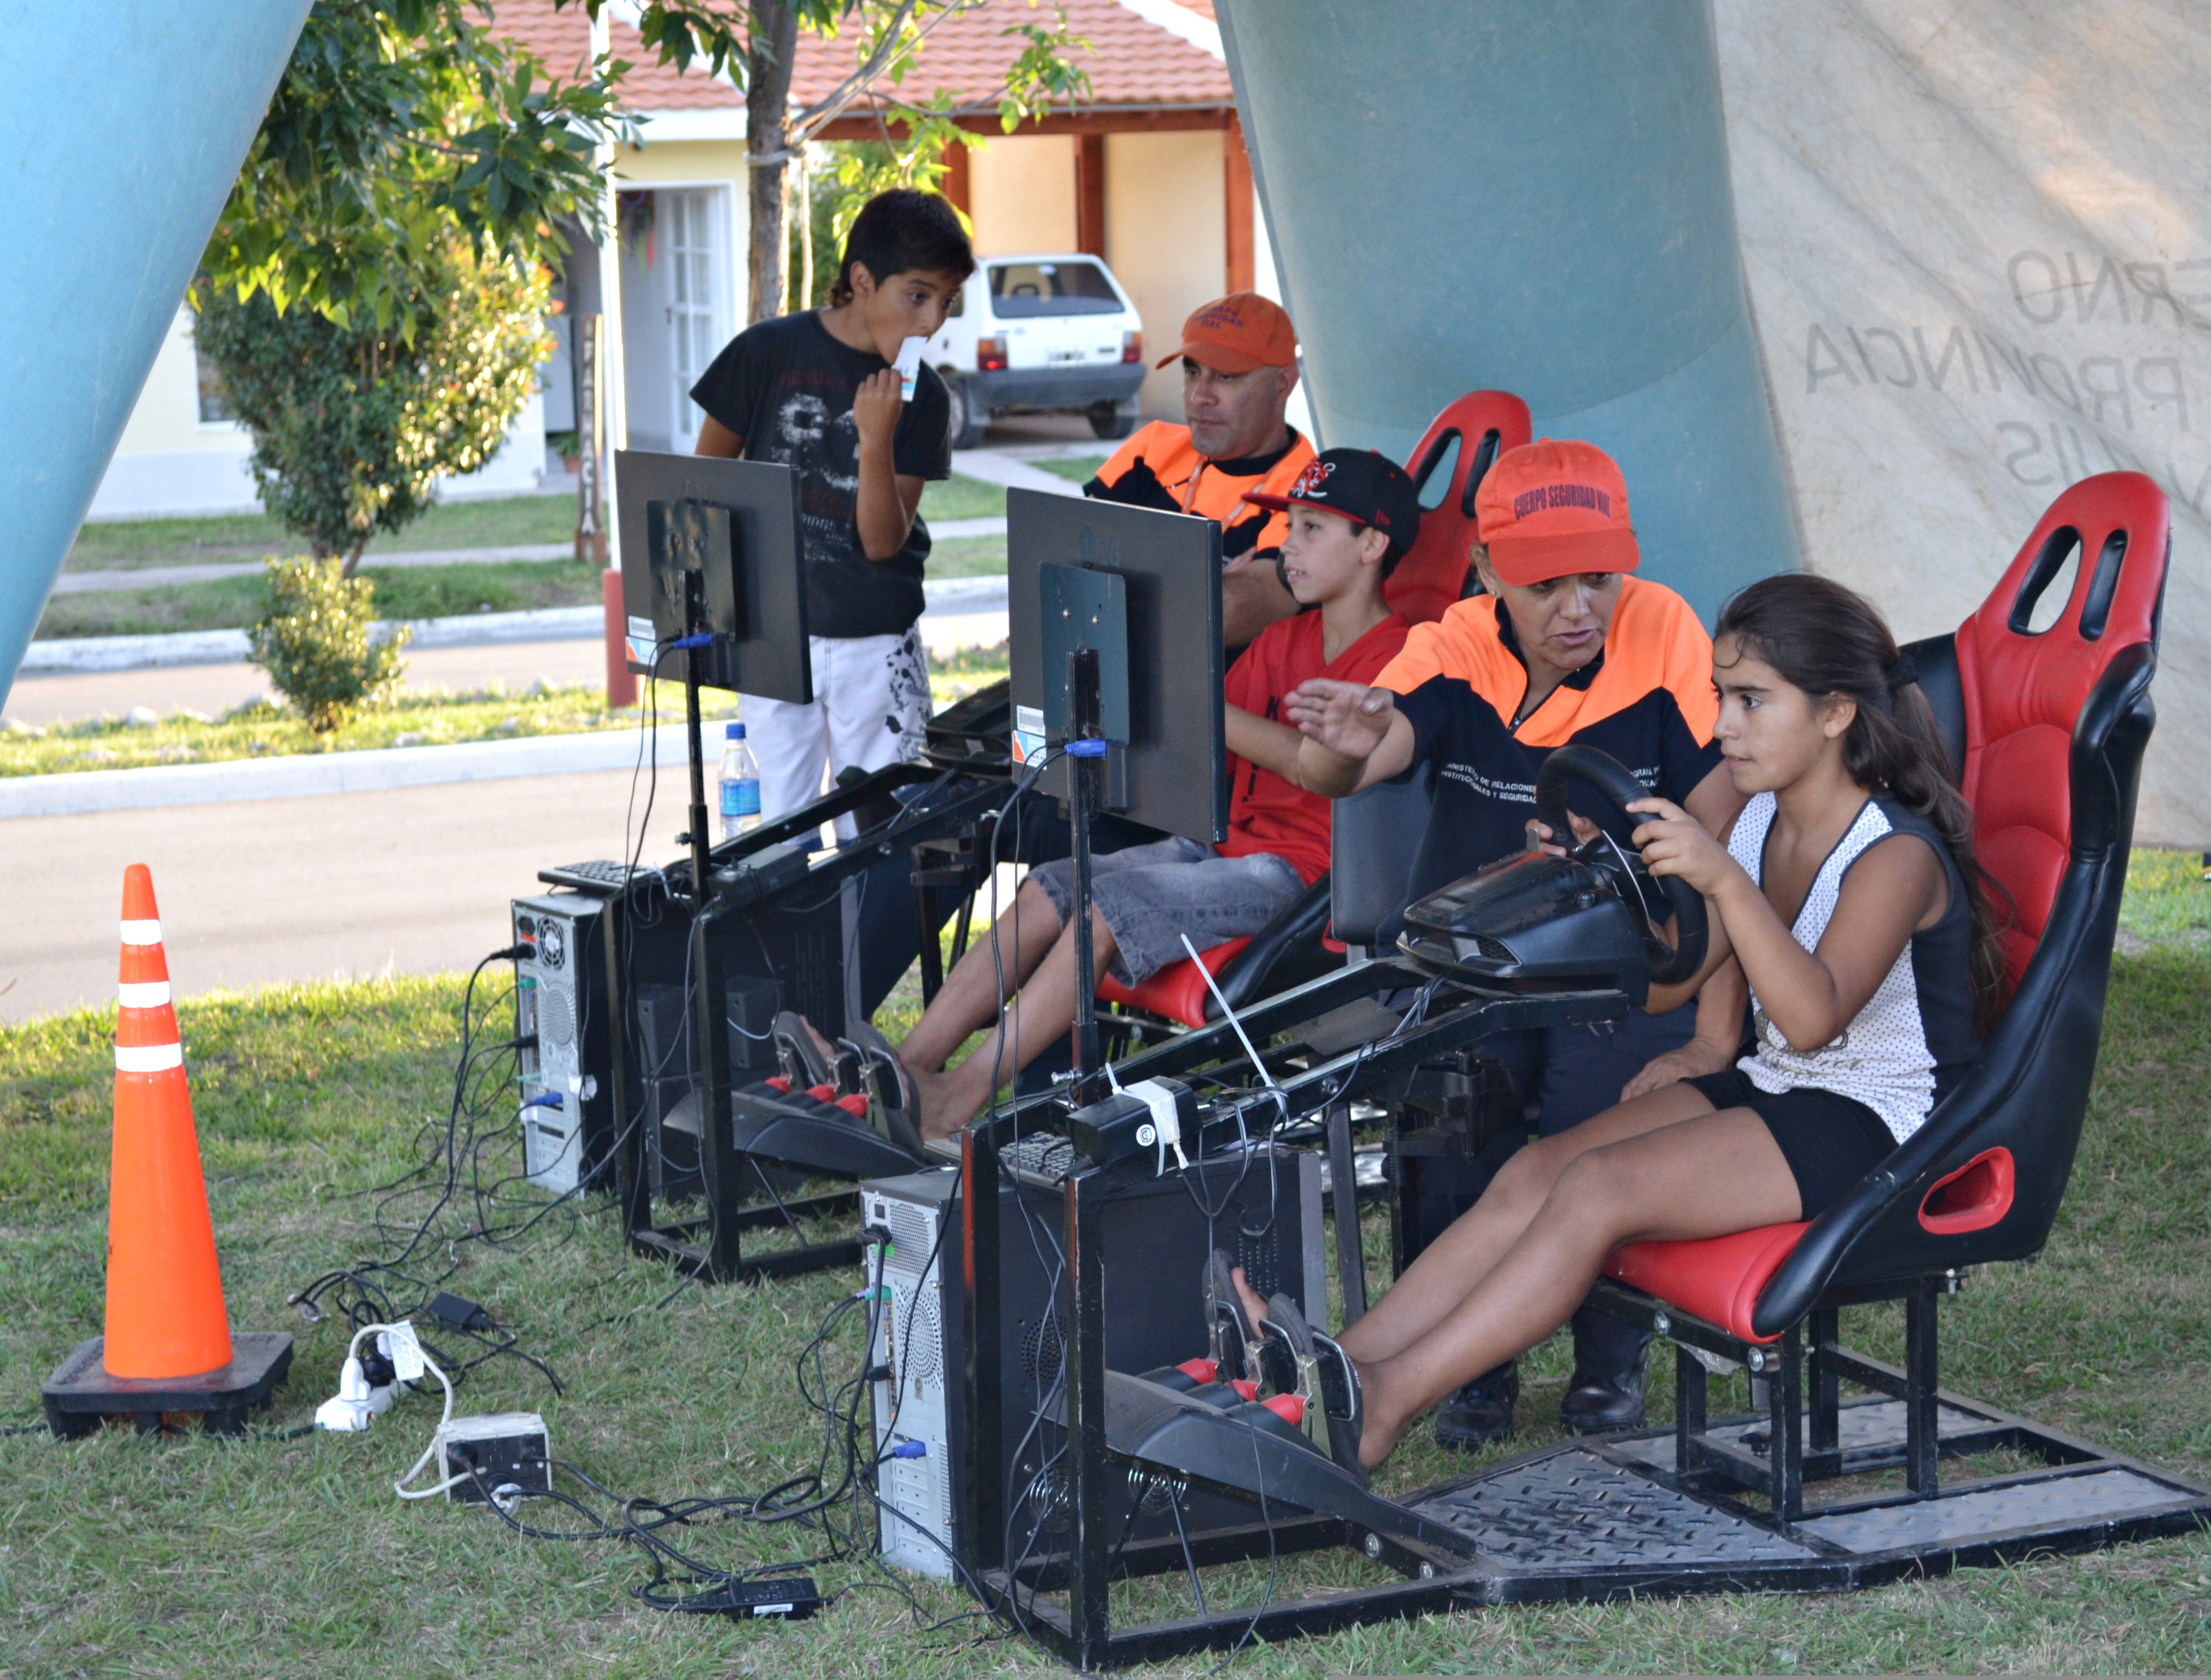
left=193, top=243, right=550, bottom=570
left=248, top=557, right=410, bottom=734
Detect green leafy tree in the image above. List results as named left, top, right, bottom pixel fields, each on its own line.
left=195, top=245, right=552, bottom=570
left=249, top=558, right=411, bottom=734
left=193, top=1, right=627, bottom=563
left=561, top=2, right=1091, bottom=322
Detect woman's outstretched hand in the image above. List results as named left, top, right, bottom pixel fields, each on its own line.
left=1284, top=679, right=1395, bottom=761
left=1626, top=796, right=1739, bottom=898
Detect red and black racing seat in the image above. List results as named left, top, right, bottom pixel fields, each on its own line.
left=1387, top=390, right=1533, bottom=623
left=1595, top=471, right=2169, bottom=1515
left=1098, top=391, right=1533, bottom=1032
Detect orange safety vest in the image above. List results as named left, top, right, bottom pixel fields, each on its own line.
left=1085, top=422, right=1316, bottom=561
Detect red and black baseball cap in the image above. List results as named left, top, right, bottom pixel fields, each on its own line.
left=1242, top=448, right=1423, bottom=545
left=1474, top=438, right=1639, bottom=585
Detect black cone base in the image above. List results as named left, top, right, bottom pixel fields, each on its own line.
left=42, top=1332, right=294, bottom=1438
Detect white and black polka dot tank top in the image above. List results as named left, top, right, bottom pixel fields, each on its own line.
left=1727, top=791, right=1980, bottom=1145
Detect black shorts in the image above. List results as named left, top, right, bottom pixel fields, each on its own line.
left=1686, top=1068, right=1898, bottom=1220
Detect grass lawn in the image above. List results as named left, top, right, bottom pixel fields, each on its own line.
left=37, top=481, right=1011, bottom=643
left=1034, top=455, right=1107, bottom=485
left=1, top=856, right=2203, bottom=1676
left=62, top=479, right=1004, bottom=576
left=65, top=494, right=581, bottom=573
left=1, top=648, right=1010, bottom=778
left=35, top=557, right=609, bottom=640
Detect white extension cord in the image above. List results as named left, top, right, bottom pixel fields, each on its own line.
left=313, top=1320, right=478, bottom=1501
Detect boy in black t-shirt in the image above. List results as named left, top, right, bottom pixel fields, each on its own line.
left=690, top=189, right=974, bottom=828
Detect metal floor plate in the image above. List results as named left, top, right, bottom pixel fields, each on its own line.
left=1411, top=1447, right=1819, bottom=1567
left=1800, top=1467, right=2200, bottom=1551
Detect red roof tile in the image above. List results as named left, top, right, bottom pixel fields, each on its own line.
left=493, top=0, right=742, bottom=111
left=490, top=0, right=1229, bottom=118
left=786, top=0, right=1231, bottom=113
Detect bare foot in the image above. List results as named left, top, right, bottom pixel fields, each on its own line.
left=1236, top=1264, right=1397, bottom=1469
left=796, top=1016, right=839, bottom=1075
left=1230, top=1265, right=1271, bottom=1334
left=906, top=1063, right=978, bottom=1141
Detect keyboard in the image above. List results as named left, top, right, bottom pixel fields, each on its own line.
left=538, top=859, right=664, bottom=894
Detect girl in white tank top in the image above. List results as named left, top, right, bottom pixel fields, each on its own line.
left=1232, top=574, right=2004, bottom=1475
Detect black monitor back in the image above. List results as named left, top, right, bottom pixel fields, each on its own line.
left=1006, top=488, right=1225, bottom=844
left=615, top=451, right=811, bottom=701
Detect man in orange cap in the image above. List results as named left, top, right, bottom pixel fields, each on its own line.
left=1084, top=291, right=1315, bottom=649
left=1287, top=438, right=1749, bottom=1449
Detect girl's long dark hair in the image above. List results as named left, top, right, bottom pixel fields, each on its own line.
left=1715, top=574, right=2008, bottom=1032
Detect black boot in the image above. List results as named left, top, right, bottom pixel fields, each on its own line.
left=1557, top=1366, right=1647, bottom=1434
left=1434, top=1362, right=1518, bottom=1451
left=1558, top=1308, right=1651, bottom=1434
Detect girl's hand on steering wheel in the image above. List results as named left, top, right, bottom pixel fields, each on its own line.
left=1625, top=797, right=1740, bottom=898
left=1525, top=811, right=1601, bottom=855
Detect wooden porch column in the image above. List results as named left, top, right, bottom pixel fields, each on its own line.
left=1075, top=132, right=1106, bottom=256
left=941, top=137, right=971, bottom=217
left=1224, top=114, right=1255, bottom=293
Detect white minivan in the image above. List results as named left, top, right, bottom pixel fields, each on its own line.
left=924, top=253, right=1146, bottom=448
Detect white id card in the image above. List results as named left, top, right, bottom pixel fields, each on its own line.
left=894, top=335, right=926, bottom=402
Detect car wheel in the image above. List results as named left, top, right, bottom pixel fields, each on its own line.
left=1087, top=399, right=1136, bottom=441
left=947, top=376, right=988, bottom=449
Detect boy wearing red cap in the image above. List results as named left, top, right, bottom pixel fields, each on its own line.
left=863, top=450, right=1416, bottom=1138
left=1085, top=291, right=1315, bottom=649
left=1289, top=438, right=1747, bottom=1445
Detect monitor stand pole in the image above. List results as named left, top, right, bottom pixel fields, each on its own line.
left=1066, top=646, right=1107, bottom=1104
left=678, top=569, right=714, bottom=906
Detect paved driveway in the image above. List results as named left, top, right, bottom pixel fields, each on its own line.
left=0, top=768, right=660, bottom=1023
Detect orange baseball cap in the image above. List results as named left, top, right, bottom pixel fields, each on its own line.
left=1155, top=291, right=1297, bottom=373
left=1475, top=438, right=1640, bottom=585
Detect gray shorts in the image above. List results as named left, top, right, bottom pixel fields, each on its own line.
left=1028, top=835, right=1306, bottom=985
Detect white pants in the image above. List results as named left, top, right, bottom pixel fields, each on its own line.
left=744, top=627, right=931, bottom=838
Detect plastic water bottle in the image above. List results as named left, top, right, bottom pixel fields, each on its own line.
left=718, top=721, right=762, bottom=839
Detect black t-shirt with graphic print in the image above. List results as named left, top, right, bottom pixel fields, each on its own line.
left=689, top=311, right=952, bottom=639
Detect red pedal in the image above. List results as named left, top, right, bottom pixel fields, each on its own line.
left=1231, top=1379, right=1258, bottom=1401
left=1177, top=1358, right=1219, bottom=1385
left=1262, top=1394, right=1305, bottom=1426
left=835, top=1093, right=869, bottom=1117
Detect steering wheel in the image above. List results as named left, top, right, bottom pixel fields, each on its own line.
left=1534, top=745, right=1708, bottom=987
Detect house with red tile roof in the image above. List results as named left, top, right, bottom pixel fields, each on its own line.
left=89, top=0, right=1275, bottom=516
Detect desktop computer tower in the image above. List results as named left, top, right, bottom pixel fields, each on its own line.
left=512, top=892, right=615, bottom=1197
left=863, top=1143, right=1325, bottom=1580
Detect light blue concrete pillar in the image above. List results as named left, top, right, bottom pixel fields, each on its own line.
left=1219, top=0, right=1800, bottom=619
left=0, top=3, right=312, bottom=703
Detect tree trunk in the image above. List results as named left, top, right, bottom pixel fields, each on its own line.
left=747, top=2, right=799, bottom=324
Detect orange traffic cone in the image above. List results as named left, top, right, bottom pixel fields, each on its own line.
left=103, top=864, right=232, bottom=1378
left=40, top=865, right=291, bottom=1436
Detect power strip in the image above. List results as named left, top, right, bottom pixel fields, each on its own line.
left=434, top=1411, right=551, bottom=1504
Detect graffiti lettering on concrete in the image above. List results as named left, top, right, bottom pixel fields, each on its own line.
left=1796, top=249, right=2211, bottom=515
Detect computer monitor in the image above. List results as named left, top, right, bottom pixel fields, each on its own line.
left=1006, top=488, right=1225, bottom=845
left=614, top=451, right=812, bottom=702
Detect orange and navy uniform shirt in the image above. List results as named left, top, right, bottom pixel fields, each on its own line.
left=1221, top=609, right=1412, bottom=886
left=1376, top=575, right=1722, bottom=908
left=1084, top=422, right=1316, bottom=563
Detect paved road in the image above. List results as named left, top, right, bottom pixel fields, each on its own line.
left=0, top=768, right=661, bottom=1023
